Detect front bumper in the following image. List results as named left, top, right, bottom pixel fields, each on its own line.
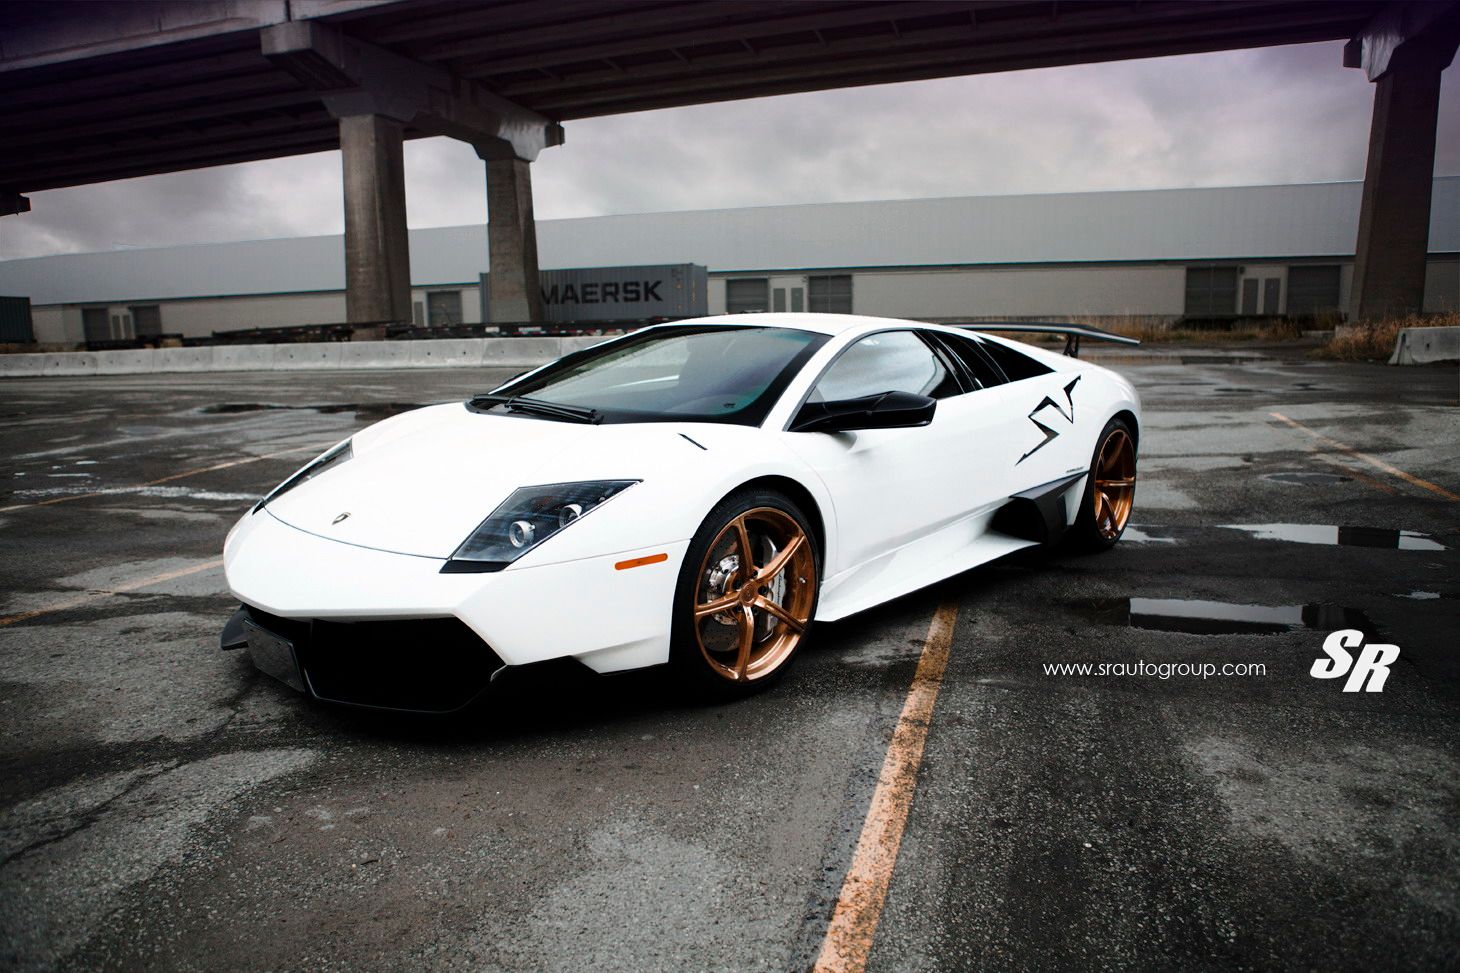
left=224, top=510, right=689, bottom=690
left=223, top=604, right=507, bottom=712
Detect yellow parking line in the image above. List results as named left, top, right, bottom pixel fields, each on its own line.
left=1270, top=412, right=1459, bottom=503
left=0, top=558, right=224, bottom=627
left=814, top=601, right=960, bottom=973
left=1309, top=454, right=1399, bottom=495
left=0, top=443, right=321, bottom=513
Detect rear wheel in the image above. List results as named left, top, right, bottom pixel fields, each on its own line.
left=1069, top=418, right=1137, bottom=552
left=671, top=489, right=819, bottom=697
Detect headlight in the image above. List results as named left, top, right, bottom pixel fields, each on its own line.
left=442, top=480, right=638, bottom=573
left=253, top=439, right=353, bottom=512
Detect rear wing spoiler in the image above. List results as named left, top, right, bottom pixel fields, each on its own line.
left=950, top=321, right=1140, bottom=358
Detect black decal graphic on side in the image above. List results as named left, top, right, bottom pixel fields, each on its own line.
left=1017, top=376, right=1081, bottom=464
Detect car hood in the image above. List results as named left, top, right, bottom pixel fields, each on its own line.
left=264, top=403, right=604, bottom=558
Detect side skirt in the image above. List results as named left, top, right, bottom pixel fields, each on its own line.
left=989, top=471, right=1088, bottom=546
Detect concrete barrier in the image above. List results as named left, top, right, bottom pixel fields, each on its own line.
left=0, top=352, right=49, bottom=377
left=482, top=337, right=562, bottom=366
left=274, top=342, right=345, bottom=370
left=561, top=335, right=615, bottom=356
left=0, top=336, right=628, bottom=379
left=1389, top=326, right=1460, bottom=365
left=156, top=346, right=217, bottom=371
left=94, top=349, right=160, bottom=375
left=43, top=351, right=100, bottom=376
left=213, top=344, right=278, bottom=372
left=407, top=339, right=486, bottom=367
left=331, top=340, right=404, bottom=369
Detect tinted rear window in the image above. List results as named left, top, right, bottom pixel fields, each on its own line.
left=932, top=332, right=1007, bottom=389
left=978, top=337, right=1054, bottom=382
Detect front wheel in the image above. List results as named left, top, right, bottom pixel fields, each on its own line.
left=1068, top=418, right=1137, bottom=552
left=670, top=489, right=820, bottom=698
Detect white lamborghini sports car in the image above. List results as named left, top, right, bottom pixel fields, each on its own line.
left=221, top=313, right=1141, bottom=711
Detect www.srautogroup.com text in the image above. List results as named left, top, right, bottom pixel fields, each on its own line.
left=1042, top=660, right=1267, bottom=679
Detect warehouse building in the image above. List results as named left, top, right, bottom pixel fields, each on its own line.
left=1, top=177, right=1456, bottom=346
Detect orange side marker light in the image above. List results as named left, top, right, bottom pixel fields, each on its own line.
left=615, top=553, right=668, bottom=571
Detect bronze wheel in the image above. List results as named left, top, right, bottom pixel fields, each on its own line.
left=672, top=491, right=820, bottom=695
left=1069, top=417, right=1137, bottom=552
left=692, top=507, right=816, bottom=683
left=1092, top=426, right=1136, bottom=540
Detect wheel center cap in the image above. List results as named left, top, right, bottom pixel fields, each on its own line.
left=738, top=584, right=758, bottom=605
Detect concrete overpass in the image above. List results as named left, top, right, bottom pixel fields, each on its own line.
left=1, top=0, right=1456, bottom=329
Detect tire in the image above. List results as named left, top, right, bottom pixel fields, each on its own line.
left=1068, top=417, right=1138, bottom=553
left=670, top=487, right=821, bottom=699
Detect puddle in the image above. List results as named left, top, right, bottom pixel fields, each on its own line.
left=1179, top=355, right=1277, bottom=365
left=1122, top=525, right=1179, bottom=544
left=1212, top=387, right=1257, bottom=395
left=1081, top=597, right=1375, bottom=636
left=199, top=402, right=427, bottom=422
left=1262, top=472, right=1352, bottom=486
left=1221, top=523, right=1446, bottom=551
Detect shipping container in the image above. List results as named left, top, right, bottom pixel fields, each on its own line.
left=0, top=295, right=34, bottom=343
left=481, top=264, right=708, bottom=324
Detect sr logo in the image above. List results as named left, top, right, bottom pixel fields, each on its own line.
left=1310, top=629, right=1400, bottom=692
left=1017, top=376, right=1081, bottom=464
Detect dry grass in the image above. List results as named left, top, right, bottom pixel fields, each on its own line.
left=987, top=313, right=1314, bottom=347
left=1318, top=311, right=1460, bottom=361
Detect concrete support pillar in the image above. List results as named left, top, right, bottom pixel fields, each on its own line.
left=481, top=154, right=543, bottom=325
left=339, top=114, right=412, bottom=339
left=1349, top=27, right=1458, bottom=321
left=0, top=191, right=31, bottom=217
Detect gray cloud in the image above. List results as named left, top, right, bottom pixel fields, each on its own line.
left=1, top=41, right=1455, bottom=260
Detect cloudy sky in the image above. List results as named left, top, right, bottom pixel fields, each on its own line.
left=1, top=39, right=1456, bottom=261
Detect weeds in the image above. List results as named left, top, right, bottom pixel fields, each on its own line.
left=1318, top=311, right=1460, bottom=361
left=984, top=313, right=1313, bottom=347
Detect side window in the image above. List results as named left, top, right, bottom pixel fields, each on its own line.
left=809, top=331, right=962, bottom=403
left=977, top=337, right=1054, bottom=382
left=932, top=332, right=1007, bottom=389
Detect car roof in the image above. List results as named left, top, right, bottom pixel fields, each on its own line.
left=670, top=312, right=927, bottom=337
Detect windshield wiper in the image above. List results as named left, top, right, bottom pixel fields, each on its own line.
left=469, top=393, right=600, bottom=424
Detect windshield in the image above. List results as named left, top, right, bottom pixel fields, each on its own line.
left=491, top=325, right=828, bottom=425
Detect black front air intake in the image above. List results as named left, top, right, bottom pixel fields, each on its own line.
left=242, top=607, right=504, bottom=713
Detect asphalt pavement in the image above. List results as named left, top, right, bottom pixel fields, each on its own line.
left=1, top=347, right=1457, bottom=971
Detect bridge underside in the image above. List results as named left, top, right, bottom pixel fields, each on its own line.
left=0, top=0, right=1454, bottom=328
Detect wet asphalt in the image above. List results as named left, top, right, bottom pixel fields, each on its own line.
left=1, top=347, right=1457, bottom=971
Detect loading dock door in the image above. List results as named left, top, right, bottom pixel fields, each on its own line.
left=726, top=278, right=769, bottom=314
left=130, top=305, right=162, bottom=338
left=808, top=275, right=853, bottom=314
left=427, top=290, right=463, bottom=326
left=82, top=308, right=109, bottom=343
left=1287, top=266, right=1342, bottom=314
left=1184, top=267, right=1239, bottom=316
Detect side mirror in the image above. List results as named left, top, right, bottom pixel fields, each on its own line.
left=790, top=390, right=937, bottom=433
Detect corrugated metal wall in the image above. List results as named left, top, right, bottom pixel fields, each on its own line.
left=3, top=179, right=1455, bottom=307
